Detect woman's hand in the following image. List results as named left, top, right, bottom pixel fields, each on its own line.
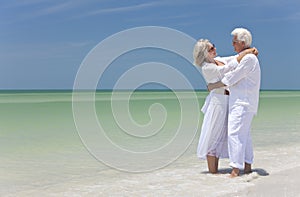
left=244, top=47, right=259, bottom=56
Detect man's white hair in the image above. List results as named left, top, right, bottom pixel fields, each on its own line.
left=231, top=28, right=252, bottom=48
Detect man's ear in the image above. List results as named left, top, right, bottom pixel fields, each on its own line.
left=242, top=41, right=246, bottom=48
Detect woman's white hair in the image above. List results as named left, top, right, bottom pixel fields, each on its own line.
left=193, top=39, right=210, bottom=67
left=231, top=28, right=252, bottom=48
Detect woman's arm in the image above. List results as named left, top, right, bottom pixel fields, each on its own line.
left=207, top=48, right=259, bottom=91
left=236, top=47, right=258, bottom=63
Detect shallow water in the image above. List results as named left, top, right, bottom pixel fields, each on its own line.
left=0, top=90, right=299, bottom=196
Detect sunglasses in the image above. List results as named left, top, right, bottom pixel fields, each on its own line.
left=208, top=44, right=215, bottom=52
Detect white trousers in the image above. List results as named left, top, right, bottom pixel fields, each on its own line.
left=228, top=105, right=254, bottom=169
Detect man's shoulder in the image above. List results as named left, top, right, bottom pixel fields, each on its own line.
left=245, top=53, right=258, bottom=59
left=243, top=53, right=259, bottom=63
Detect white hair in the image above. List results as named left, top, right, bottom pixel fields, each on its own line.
left=193, top=39, right=210, bottom=67
left=231, top=28, right=252, bottom=48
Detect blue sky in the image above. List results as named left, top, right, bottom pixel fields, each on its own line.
left=1, top=0, right=300, bottom=90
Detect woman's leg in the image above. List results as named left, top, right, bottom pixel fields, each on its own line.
left=207, top=155, right=218, bottom=174
left=215, top=157, right=219, bottom=172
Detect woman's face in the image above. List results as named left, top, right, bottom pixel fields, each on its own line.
left=207, top=43, right=217, bottom=59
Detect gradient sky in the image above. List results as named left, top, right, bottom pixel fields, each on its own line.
left=1, top=0, right=300, bottom=90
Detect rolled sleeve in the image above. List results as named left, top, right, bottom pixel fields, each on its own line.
left=221, top=77, right=230, bottom=86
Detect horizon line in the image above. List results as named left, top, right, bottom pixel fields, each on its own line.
left=0, top=88, right=299, bottom=92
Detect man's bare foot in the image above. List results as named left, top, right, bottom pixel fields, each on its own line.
left=229, top=168, right=239, bottom=178
left=244, top=163, right=252, bottom=174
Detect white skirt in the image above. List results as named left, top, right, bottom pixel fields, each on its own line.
left=197, top=92, right=229, bottom=159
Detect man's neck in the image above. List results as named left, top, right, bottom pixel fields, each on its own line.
left=238, top=47, right=251, bottom=54
left=241, top=47, right=250, bottom=52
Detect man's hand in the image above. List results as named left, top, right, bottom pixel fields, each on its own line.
left=207, top=83, right=214, bottom=92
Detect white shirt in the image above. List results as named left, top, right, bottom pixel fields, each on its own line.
left=201, top=57, right=237, bottom=94
left=221, top=54, right=261, bottom=114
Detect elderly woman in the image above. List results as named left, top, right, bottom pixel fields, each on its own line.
left=193, top=39, right=257, bottom=173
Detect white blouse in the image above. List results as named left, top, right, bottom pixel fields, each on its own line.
left=200, top=56, right=237, bottom=94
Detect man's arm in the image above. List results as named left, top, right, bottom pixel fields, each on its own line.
left=207, top=81, right=226, bottom=91
left=207, top=48, right=258, bottom=92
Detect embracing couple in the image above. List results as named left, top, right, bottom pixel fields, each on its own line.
left=193, top=27, right=261, bottom=177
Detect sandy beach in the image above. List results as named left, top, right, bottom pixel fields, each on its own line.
left=5, top=143, right=300, bottom=197
left=237, top=166, right=300, bottom=197
left=224, top=145, right=300, bottom=197
left=65, top=144, right=300, bottom=197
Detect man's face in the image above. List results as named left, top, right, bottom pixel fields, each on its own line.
left=232, top=35, right=245, bottom=53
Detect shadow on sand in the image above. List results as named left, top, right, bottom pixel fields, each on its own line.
left=201, top=168, right=269, bottom=176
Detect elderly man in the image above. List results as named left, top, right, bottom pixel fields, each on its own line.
left=207, top=27, right=261, bottom=177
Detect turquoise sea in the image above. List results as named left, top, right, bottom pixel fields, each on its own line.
left=0, top=90, right=299, bottom=196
